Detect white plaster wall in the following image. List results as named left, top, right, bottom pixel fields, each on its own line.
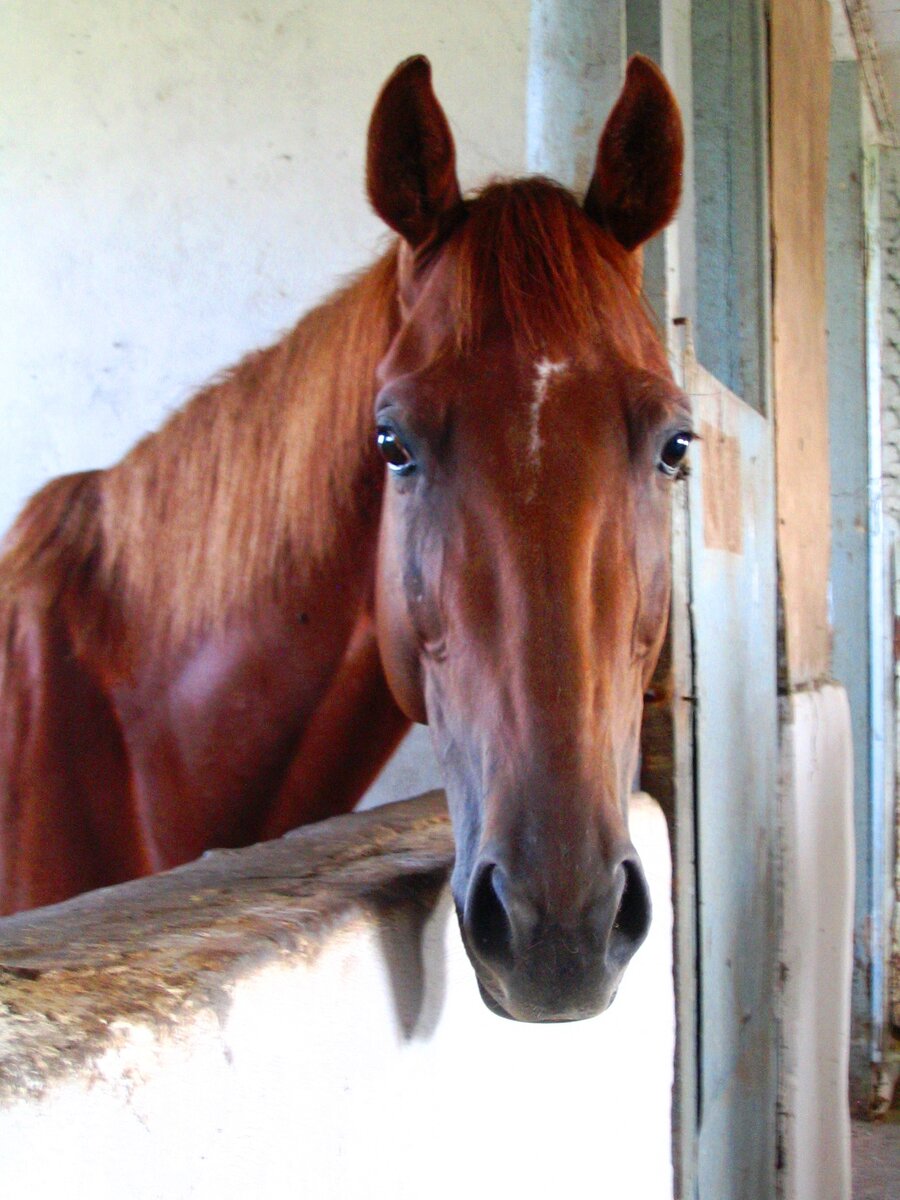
left=0, top=795, right=675, bottom=1200
left=526, top=0, right=625, bottom=190
left=780, top=685, right=855, bottom=1200
left=1, top=1, right=530, bottom=534
left=358, top=723, right=441, bottom=809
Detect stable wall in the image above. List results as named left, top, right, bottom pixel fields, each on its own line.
left=0, top=794, right=676, bottom=1200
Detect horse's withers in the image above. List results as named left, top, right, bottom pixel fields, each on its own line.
left=368, top=56, right=687, bottom=1021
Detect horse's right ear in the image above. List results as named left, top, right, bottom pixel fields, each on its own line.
left=366, top=57, right=463, bottom=249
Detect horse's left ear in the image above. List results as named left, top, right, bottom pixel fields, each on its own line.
left=367, top=56, right=464, bottom=249
left=584, top=55, right=683, bottom=252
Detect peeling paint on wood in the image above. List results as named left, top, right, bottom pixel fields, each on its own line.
left=700, top=420, right=743, bottom=554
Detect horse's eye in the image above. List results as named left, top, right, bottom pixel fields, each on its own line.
left=376, top=426, right=415, bottom=474
left=658, top=431, right=693, bottom=478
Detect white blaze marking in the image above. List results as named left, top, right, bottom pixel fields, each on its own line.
left=529, top=357, right=568, bottom=468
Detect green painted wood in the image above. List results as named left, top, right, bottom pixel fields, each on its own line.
left=691, top=0, right=768, bottom=412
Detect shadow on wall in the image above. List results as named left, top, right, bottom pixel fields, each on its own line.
left=359, top=725, right=452, bottom=1039
left=372, top=869, right=453, bottom=1040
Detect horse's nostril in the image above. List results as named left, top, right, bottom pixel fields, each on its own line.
left=611, top=858, right=651, bottom=947
left=465, top=861, right=515, bottom=970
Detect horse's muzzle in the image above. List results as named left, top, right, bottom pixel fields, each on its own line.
left=458, top=852, right=652, bottom=1022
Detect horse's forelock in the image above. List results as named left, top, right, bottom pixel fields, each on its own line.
left=444, top=179, right=661, bottom=366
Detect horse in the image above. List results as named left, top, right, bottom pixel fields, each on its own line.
left=0, top=54, right=687, bottom=1022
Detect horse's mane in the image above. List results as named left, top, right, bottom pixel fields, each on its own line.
left=97, top=246, right=401, bottom=651
left=0, top=178, right=665, bottom=662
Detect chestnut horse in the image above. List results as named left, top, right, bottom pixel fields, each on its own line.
left=0, top=55, right=688, bottom=1021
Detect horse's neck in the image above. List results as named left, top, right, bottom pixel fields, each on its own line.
left=100, top=249, right=400, bottom=656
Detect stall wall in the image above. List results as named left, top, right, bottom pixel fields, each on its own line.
left=0, top=795, right=676, bottom=1200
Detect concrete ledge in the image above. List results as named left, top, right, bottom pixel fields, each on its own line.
left=0, top=793, right=453, bottom=1100
left=0, top=791, right=674, bottom=1199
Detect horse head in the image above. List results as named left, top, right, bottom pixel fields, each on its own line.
left=367, top=56, right=689, bottom=1022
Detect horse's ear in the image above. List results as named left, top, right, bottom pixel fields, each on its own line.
left=584, top=55, right=683, bottom=252
left=366, top=56, right=463, bottom=249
